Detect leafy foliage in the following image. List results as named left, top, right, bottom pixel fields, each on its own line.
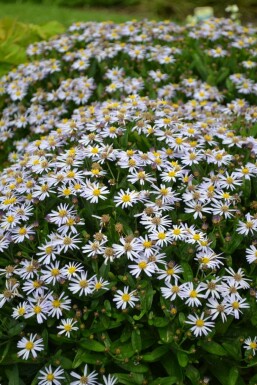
left=0, top=18, right=64, bottom=76
left=0, top=16, right=257, bottom=385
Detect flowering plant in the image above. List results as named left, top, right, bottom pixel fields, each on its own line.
left=0, top=18, right=257, bottom=385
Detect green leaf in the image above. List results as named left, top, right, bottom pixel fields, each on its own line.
left=181, top=262, right=193, bottom=280
left=222, top=341, right=242, bottom=360
left=151, top=317, right=169, bottom=327
left=8, top=322, right=26, bottom=337
left=198, top=340, right=227, bottom=356
left=72, top=349, right=106, bottom=367
left=250, top=374, right=257, bottom=385
left=161, top=353, right=183, bottom=380
left=59, top=356, right=73, bottom=369
left=192, top=52, right=208, bottom=80
left=177, top=351, right=188, bottom=368
left=185, top=365, right=200, bottom=385
left=142, top=346, right=169, bottom=362
left=114, top=373, right=137, bottom=385
left=120, top=327, right=132, bottom=343
left=80, top=338, right=106, bottom=352
left=131, top=329, right=142, bottom=352
left=5, top=364, right=19, bottom=385
left=249, top=123, right=257, bottom=138
left=0, top=342, right=10, bottom=363
left=158, top=325, right=173, bottom=344
left=117, top=361, right=149, bottom=373
left=222, top=233, right=244, bottom=254
left=42, top=329, right=48, bottom=350
left=228, top=367, right=239, bottom=385
left=149, top=377, right=177, bottom=385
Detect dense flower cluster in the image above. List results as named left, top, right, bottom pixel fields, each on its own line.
left=0, top=17, right=257, bottom=385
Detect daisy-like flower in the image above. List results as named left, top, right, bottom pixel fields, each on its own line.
left=25, top=295, right=51, bottom=324
left=149, top=229, right=173, bottom=247
left=186, top=313, right=214, bottom=337
left=80, top=180, right=109, bottom=203
left=206, top=298, right=228, bottom=323
left=151, top=184, right=180, bottom=205
left=244, top=337, right=257, bottom=356
left=114, top=189, right=139, bottom=208
left=53, top=232, right=81, bottom=253
left=236, top=213, right=257, bottom=235
left=102, top=374, right=117, bottom=385
left=48, top=293, right=71, bottom=319
left=180, top=282, right=206, bottom=307
left=12, top=301, right=28, bottom=319
left=224, top=294, right=250, bottom=319
left=48, top=203, right=76, bottom=226
left=160, top=280, right=182, bottom=301
left=12, top=225, right=35, bottom=243
left=245, top=245, right=257, bottom=264
left=92, top=276, right=109, bottom=291
left=38, top=365, right=65, bottom=385
left=194, top=251, right=224, bottom=270
left=184, top=200, right=212, bottom=220
left=223, top=267, right=250, bottom=289
left=112, top=236, right=141, bottom=260
left=62, top=262, right=84, bottom=279
left=113, top=286, right=139, bottom=310
left=128, top=256, right=156, bottom=278
left=157, top=263, right=183, bottom=283
left=70, top=364, right=98, bottom=385
left=68, top=272, right=94, bottom=296
left=17, top=333, right=44, bottom=360
left=57, top=318, right=79, bottom=337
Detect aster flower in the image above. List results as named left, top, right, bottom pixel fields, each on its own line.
left=113, top=286, right=139, bottom=310
left=17, top=333, right=44, bottom=360
left=186, top=313, right=214, bottom=337
left=70, top=365, right=98, bottom=385
left=38, top=365, right=65, bottom=385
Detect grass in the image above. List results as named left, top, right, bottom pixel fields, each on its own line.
left=0, top=3, right=156, bottom=26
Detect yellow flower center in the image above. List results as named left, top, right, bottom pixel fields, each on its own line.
left=52, top=299, right=61, bottom=308
left=122, top=194, right=131, bottom=202
left=138, top=261, right=147, bottom=269
left=232, top=301, right=239, bottom=309
left=25, top=341, right=34, bottom=350
left=95, top=282, right=102, bottom=290
left=189, top=290, right=198, bottom=298
left=250, top=342, right=257, bottom=350
left=64, top=324, right=72, bottom=331
left=195, top=319, right=205, bottom=327
left=19, top=227, right=27, bottom=235
left=143, top=241, right=152, bottom=248
left=93, top=189, right=101, bottom=196
left=68, top=266, right=76, bottom=274
left=33, top=305, right=42, bottom=314
left=79, top=280, right=88, bottom=288
left=160, top=188, right=168, bottom=196
left=51, top=268, right=60, bottom=276
left=58, top=209, right=67, bottom=217
left=122, top=293, right=131, bottom=302
left=18, top=307, right=26, bottom=315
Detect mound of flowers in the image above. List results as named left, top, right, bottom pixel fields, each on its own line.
left=0, top=18, right=257, bottom=385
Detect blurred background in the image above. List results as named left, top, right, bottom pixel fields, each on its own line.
left=1, top=0, right=257, bottom=25
left=0, top=0, right=256, bottom=76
